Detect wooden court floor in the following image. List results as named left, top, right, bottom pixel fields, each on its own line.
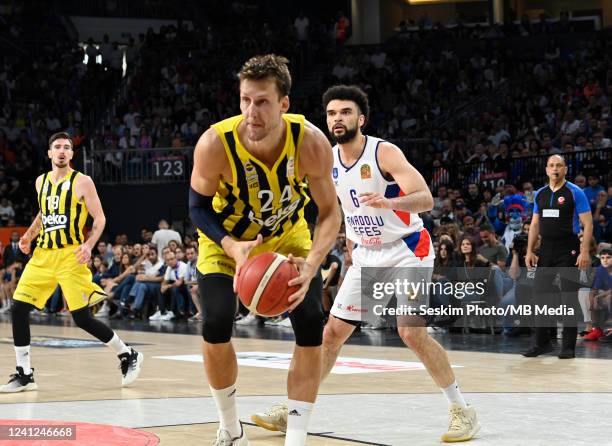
left=0, top=321, right=610, bottom=445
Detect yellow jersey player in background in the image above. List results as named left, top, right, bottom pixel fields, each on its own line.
left=0, top=132, right=143, bottom=393
left=189, top=54, right=341, bottom=446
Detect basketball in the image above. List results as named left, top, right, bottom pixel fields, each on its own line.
left=236, top=252, right=299, bottom=317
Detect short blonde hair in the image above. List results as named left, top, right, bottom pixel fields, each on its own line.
left=238, top=54, right=292, bottom=98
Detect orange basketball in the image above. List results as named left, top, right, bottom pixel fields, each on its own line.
left=236, top=252, right=299, bottom=317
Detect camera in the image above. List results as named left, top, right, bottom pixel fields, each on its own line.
left=512, top=232, right=528, bottom=256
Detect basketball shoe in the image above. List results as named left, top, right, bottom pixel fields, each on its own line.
left=119, top=348, right=143, bottom=386
left=213, top=423, right=249, bottom=445
left=251, top=403, right=287, bottom=432
left=441, top=404, right=480, bottom=442
left=0, top=367, right=38, bottom=393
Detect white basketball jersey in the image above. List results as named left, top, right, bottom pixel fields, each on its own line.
left=332, top=135, right=426, bottom=248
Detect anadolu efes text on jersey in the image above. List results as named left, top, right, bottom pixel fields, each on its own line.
left=332, top=136, right=432, bottom=257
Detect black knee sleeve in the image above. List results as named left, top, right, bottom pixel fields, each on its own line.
left=198, top=273, right=237, bottom=344
left=289, top=273, right=325, bottom=347
left=11, top=300, right=35, bottom=347
left=71, top=307, right=114, bottom=343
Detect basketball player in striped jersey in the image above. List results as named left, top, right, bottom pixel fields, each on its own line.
left=253, top=86, right=480, bottom=442
left=1, top=132, right=143, bottom=393
left=189, top=55, right=340, bottom=445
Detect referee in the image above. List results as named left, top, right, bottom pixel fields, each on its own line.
left=523, top=155, right=593, bottom=359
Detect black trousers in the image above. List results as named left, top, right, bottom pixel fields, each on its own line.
left=533, top=237, right=582, bottom=351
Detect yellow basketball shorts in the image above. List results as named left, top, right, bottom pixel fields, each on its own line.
left=13, top=245, right=106, bottom=311
left=197, top=219, right=312, bottom=277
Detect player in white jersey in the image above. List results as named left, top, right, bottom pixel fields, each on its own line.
left=252, top=86, right=480, bottom=442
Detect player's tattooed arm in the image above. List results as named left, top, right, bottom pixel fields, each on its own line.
left=359, top=142, right=433, bottom=213
left=18, top=213, right=42, bottom=254
left=19, top=174, right=45, bottom=253
left=23, top=213, right=42, bottom=240
left=75, top=175, right=107, bottom=263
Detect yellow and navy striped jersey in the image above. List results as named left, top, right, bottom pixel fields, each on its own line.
left=37, top=170, right=89, bottom=249
left=208, top=113, right=310, bottom=241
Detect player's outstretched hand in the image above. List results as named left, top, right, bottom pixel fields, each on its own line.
left=74, top=244, right=92, bottom=264
left=359, top=192, right=391, bottom=209
left=18, top=236, right=31, bottom=255
left=286, top=254, right=317, bottom=312
left=229, top=234, right=263, bottom=292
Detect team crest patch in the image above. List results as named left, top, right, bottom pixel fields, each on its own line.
left=332, top=167, right=338, bottom=179
left=360, top=164, right=371, bottom=179
left=62, top=181, right=71, bottom=190
left=244, top=161, right=259, bottom=188
left=558, top=196, right=565, bottom=205
left=287, top=157, right=295, bottom=177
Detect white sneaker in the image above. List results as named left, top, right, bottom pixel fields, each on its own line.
left=441, top=404, right=480, bottom=442
left=235, top=314, right=258, bottom=326
left=362, top=316, right=387, bottom=330
left=264, top=316, right=283, bottom=326
left=212, top=424, right=249, bottom=445
left=0, top=367, right=38, bottom=393
left=96, top=303, right=110, bottom=318
left=277, top=317, right=292, bottom=328
left=160, top=311, right=175, bottom=321
left=119, top=348, right=143, bottom=387
left=251, top=403, right=287, bottom=432
left=0, top=305, right=10, bottom=314
left=148, top=310, right=162, bottom=321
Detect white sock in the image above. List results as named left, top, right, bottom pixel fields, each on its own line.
left=284, top=399, right=313, bottom=446
left=105, top=333, right=130, bottom=356
left=15, top=346, right=31, bottom=375
left=442, top=380, right=467, bottom=408
left=210, top=384, right=241, bottom=438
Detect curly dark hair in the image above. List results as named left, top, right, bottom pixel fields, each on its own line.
left=322, top=84, right=370, bottom=123
left=238, top=54, right=292, bottom=98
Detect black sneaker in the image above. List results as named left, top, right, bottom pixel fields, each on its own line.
left=0, top=367, right=38, bottom=393
left=505, top=327, right=532, bottom=337
left=558, top=348, right=575, bottom=359
left=522, top=345, right=553, bottom=357
left=118, top=348, right=143, bottom=387
left=599, top=331, right=612, bottom=343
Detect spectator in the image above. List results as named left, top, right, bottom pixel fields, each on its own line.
left=184, top=245, right=202, bottom=322
left=294, top=11, right=310, bottom=42
left=3, top=231, right=27, bottom=268
left=151, top=219, right=182, bottom=252
left=582, top=248, right=612, bottom=341
left=478, top=224, right=509, bottom=269
left=583, top=175, right=605, bottom=210
left=127, top=247, right=165, bottom=319
left=0, top=199, right=15, bottom=225
left=456, top=237, right=492, bottom=303
left=150, top=250, right=189, bottom=321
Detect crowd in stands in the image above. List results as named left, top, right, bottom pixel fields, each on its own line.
left=0, top=0, right=124, bottom=224
left=92, top=5, right=344, bottom=154
left=0, top=5, right=611, bottom=338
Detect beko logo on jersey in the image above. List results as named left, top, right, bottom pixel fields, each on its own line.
left=42, top=214, right=68, bottom=232
left=248, top=200, right=301, bottom=230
